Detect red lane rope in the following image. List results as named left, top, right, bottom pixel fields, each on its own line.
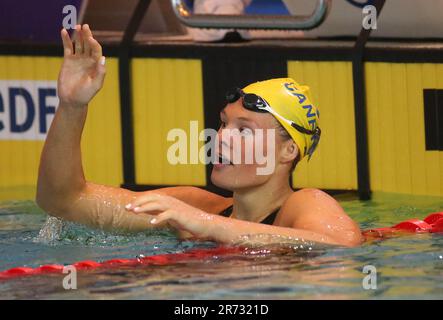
left=1, top=212, right=442, bottom=281
left=0, top=246, right=244, bottom=280
left=362, top=212, right=443, bottom=239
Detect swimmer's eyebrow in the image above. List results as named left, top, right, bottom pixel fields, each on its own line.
left=220, top=110, right=256, bottom=125
left=236, top=117, right=257, bottom=127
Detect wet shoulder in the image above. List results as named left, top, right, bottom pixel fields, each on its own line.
left=278, top=188, right=363, bottom=245
left=278, top=188, right=349, bottom=223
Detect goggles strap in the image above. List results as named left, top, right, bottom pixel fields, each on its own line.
left=225, top=87, right=320, bottom=137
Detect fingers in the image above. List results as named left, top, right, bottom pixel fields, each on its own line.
left=132, top=202, right=167, bottom=214
left=82, top=24, right=102, bottom=60
left=60, top=29, right=73, bottom=56
left=125, top=193, right=164, bottom=212
left=92, top=55, right=106, bottom=91
left=88, top=36, right=102, bottom=60
left=73, top=24, right=83, bottom=55
left=150, top=210, right=175, bottom=225
left=69, top=24, right=102, bottom=60
left=82, top=24, right=92, bottom=56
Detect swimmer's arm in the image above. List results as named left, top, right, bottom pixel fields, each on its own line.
left=133, top=193, right=360, bottom=247
left=34, top=99, right=160, bottom=231
left=151, top=208, right=346, bottom=246
left=187, top=213, right=362, bottom=247
left=36, top=24, right=104, bottom=214
left=36, top=24, right=231, bottom=232
left=35, top=96, right=228, bottom=231
left=190, top=214, right=347, bottom=247
left=61, top=184, right=231, bottom=232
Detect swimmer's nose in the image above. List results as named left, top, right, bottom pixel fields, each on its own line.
left=218, top=127, right=238, bottom=143
left=217, top=129, right=233, bottom=153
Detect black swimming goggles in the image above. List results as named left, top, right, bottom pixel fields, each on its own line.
left=225, top=87, right=321, bottom=159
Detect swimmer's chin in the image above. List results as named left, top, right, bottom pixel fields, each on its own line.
left=210, top=171, right=235, bottom=192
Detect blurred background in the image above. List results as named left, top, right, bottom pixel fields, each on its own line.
left=1, top=0, right=443, bottom=43
left=0, top=0, right=442, bottom=201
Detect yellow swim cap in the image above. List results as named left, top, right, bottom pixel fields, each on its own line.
left=242, top=78, right=321, bottom=161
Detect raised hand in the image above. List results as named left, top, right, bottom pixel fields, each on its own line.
left=57, top=24, right=106, bottom=108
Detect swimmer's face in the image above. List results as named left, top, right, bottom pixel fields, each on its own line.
left=210, top=98, right=295, bottom=191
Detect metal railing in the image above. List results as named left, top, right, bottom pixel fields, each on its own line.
left=171, top=0, right=331, bottom=30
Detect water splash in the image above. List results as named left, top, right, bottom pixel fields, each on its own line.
left=34, top=215, right=64, bottom=244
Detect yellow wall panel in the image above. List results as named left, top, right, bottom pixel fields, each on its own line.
left=365, top=62, right=443, bottom=196
left=132, top=58, right=206, bottom=186
left=288, top=61, right=357, bottom=190
left=0, top=56, right=122, bottom=200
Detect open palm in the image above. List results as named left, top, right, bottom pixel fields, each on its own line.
left=57, top=24, right=106, bottom=108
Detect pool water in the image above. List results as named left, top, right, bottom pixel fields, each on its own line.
left=0, top=192, right=442, bottom=299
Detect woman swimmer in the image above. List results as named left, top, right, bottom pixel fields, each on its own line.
left=36, top=24, right=363, bottom=247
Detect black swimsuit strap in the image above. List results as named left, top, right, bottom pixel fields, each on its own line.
left=219, top=205, right=279, bottom=225
left=261, top=209, right=279, bottom=225
left=219, top=205, right=233, bottom=218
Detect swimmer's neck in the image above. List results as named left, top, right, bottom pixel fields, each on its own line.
left=231, top=178, right=293, bottom=223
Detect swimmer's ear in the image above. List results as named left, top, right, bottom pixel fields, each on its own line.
left=280, top=140, right=298, bottom=164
